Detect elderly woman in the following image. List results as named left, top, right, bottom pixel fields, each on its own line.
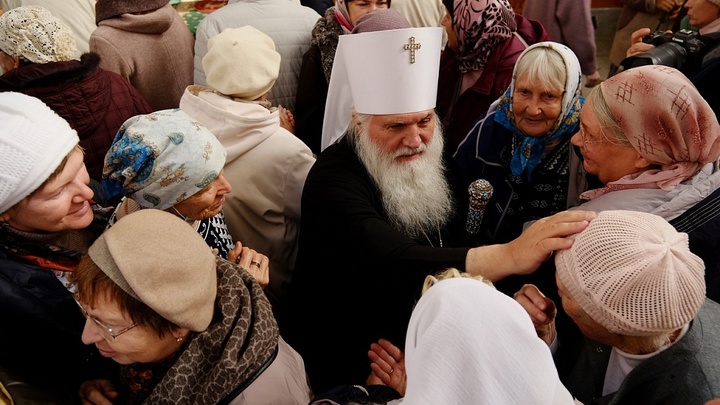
left=71, top=210, right=312, bottom=404
left=294, top=0, right=391, bottom=154
left=0, top=5, right=152, bottom=187
left=102, top=109, right=270, bottom=287
left=312, top=268, right=576, bottom=404
left=570, top=65, right=720, bottom=301
left=515, top=210, right=720, bottom=404
left=180, top=26, right=316, bottom=317
left=436, top=0, right=548, bottom=154
left=454, top=42, right=586, bottom=246
left=0, top=93, right=115, bottom=400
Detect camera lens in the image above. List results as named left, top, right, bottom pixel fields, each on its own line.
left=623, top=42, right=687, bottom=70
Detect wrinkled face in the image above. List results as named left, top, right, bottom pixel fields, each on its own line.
left=170, top=171, right=231, bottom=220
left=441, top=11, right=457, bottom=51
left=364, top=110, right=435, bottom=164
left=570, top=98, right=647, bottom=184
left=684, top=0, right=720, bottom=29
left=512, top=75, right=564, bottom=137
left=348, top=0, right=390, bottom=26
left=1, top=148, right=95, bottom=232
left=79, top=293, right=186, bottom=365
left=556, top=273, right=611, bottom=343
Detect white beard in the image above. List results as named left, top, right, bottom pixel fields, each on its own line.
left=350, top=119, right=454, bottom=240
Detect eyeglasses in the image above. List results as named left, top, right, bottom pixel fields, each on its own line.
left=74, top=296, right=137, bottom=341
left=578, top=125, right=608, bottom=148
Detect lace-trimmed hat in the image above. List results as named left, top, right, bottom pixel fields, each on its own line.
left=0, top=5, right=78, bottom=63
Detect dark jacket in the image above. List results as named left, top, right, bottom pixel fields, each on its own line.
left=0, top=250, right=116, bottom=402
left=283, top=138, right=470, bottom=394
left=558, top=299, right=720, bottom=405
left=0, top=53, right=153, bottom=181
left=294, top=44, right=327, bottom=155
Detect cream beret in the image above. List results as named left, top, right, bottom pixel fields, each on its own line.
left=88, top=210, right=218, bottom=332
left=203, top=26, right=281, bottom=100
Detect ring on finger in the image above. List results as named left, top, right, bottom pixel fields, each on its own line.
left=250, top=260, right=261, bottom=267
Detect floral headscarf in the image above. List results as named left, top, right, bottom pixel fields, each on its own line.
left=581, top=65, right=720, bottom=200
left=493, top=41, right=584, bottom=177
left=102, top=109, right=227, bottom=210
left=451, top=0, right=516, bottom=74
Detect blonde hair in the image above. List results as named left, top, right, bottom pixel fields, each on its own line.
left=421, top=268, right=494, bottom=295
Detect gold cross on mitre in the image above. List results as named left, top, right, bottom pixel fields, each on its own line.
left=403, top=36, right=421, bottom=64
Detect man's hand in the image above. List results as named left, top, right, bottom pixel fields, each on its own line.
left=514, top=284, right=557, bottom=346
left=79, top=379, right=118, bottom=405
left=584, top=71, right=602, bottom=88
left=626, top=27, right=656, bottom=57
left=506, top=210, right=595, bottom=276
left=466, top=210, right=595, bottom=281
left=367, top=338, right=406, bottom=396
left=656, top=0, right=678, bottom=12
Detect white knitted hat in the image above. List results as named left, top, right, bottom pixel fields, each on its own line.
left=202, top=26, right=281, bottom=100
left=555, top=210, right=705, bottom=336
left=0, top=5, right=78, bottom=63
left=0, top=93, right=79, bottom=214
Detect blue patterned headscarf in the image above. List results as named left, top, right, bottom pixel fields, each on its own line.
left=102, top=109, right=227, bottom=210
left=493, top=42, right=583, bottom=178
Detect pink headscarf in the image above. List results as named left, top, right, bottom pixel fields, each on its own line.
left=582, top=65, right=720, bottom=200
left=451, top=0, right=516, bottom=75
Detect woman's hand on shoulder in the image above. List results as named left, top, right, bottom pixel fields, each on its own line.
left=79, top=379, right=118, bottom=405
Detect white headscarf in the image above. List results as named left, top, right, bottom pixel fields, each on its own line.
left=396, top=278, right=575, bottom=404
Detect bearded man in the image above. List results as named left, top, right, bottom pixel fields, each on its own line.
left=282, top=26, right=594, bottom=394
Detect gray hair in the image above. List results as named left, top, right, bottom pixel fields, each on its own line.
left=586, top=85, right=632, bottom=147
left=514, top=46, right=566, bottom=93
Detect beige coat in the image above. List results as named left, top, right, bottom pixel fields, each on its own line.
left=180, top=85, right=316, bottom=312
left=90, top=4, right=195, bottom=110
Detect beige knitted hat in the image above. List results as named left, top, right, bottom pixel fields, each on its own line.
left=555, top=210, right=705, bottom=337
left=88, top=210, right=218, bottom=332
left=0, top=5, right=77, bottom=63
left=203, top=26, right=281, bottom=100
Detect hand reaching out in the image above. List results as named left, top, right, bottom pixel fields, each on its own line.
left=367, top=338, right=407, bottom=396
left=227, top=241, right=270, bottom=288
left=514, top=284, right=557, bottom=346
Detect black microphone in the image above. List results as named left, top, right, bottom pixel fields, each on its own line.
left=466, top=179, right=494, bottom=234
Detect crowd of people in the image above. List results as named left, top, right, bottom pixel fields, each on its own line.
left=1, top=0, right=719, bottom=404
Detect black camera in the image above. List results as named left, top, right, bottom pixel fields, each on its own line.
left=619, top=29, right=706, bottom=74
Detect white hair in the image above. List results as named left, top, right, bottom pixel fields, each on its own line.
left=347, top=112, right=454, bottom=240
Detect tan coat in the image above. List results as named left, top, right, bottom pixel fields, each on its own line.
left=90, top=4, right=195, bottom=110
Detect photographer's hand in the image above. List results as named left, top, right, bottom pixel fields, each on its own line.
left=656, top=0, right=677, bottom=12
left=626, top=28, right=655, bottom=57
